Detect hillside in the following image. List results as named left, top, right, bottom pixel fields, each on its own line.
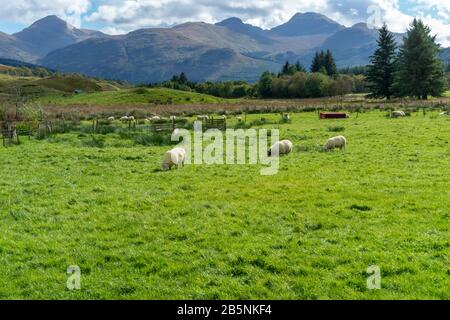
left=0, top=72, right=124, bottom=103
left=41, top=27, right=280, bottom=83
left=0, top=31, right=37, bottom=62
left=38, top=87, right=231, bottom=105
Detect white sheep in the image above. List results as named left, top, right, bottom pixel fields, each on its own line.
left=144, top=118, right=151, bottom=123
left=169, top=116, right=177, bottom=121
left=162, top=147, right=187, bottom=171
left=197, top=115, right=209, bottom=121
left=120, top=116, right=129, bottom=121
left=220, top=115, right=227, bottom=120
left=128, top=116, right=135, bottom=121
left=236, top=116, right=243, bottom=122
left=151, top=116, right=161, bottom=122
left=439, top=111, right=449, bottom=116
left=392, top=111, right=406, bottom=118
left=107, top=116, right=115, bottom=121
left=282, top=113, right=290, bottom=121
left=323, top=135, right=347, bottom=152
left=268, top=140, right=293, bottom=157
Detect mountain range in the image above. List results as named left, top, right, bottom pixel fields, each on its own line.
left=0, top=13, right=448, bottom=83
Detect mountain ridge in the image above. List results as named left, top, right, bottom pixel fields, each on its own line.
left=0, top=13, right=447, bottom=83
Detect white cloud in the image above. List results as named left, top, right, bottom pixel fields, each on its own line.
left=0, top=0, right=91, bottom=28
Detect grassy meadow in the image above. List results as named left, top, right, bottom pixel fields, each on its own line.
left=39, top=87, right=233, bottom=106
left=0, top=110, right=449, bottom=299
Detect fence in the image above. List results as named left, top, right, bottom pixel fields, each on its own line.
left=202, top=118, right=227, bottom=131
left=1, top=120, right=40, bottom=146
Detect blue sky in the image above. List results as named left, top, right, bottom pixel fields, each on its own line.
left=0, top=0, right=449, bottom=46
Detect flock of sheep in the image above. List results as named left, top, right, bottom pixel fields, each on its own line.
left=104, top=109, right=449, bottom=171
left=107, top=115, right=177, bottom=122
left=107, top=113, right=294, bottom=124
left=161, top=135, right=347, bottom=171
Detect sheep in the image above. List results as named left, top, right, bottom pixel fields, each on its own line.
left=162, top=147, right=187, bottom=171
left=392, top=111, right=406, bottom=118
left=128, top=116, right=135, bottom=121
left=151, top=116, right=161, bottom=122
left=282, top=113, right=290, bottom=121
left=107, top=116, right=115, bottom=121
left=169, top=116, right=177, bottom=121
left=197, top=115, right=209, bottom=121
left=220, top=115, right=227, bottom=120
left=323, top=135, right=347, bottom=152
left=120, top=116, right=129, bottom=122
left=268, top=140, right=293, bottom=157
left=439, top=111, right=449, bottom=116
left=236, top=116, right=243, bottom=122
left=144, top=118, right=151, bottom=123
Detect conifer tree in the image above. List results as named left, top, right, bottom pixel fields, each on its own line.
left=366, top=23, right=397, bottom=99
left=393, top=19, right=445, bottom=99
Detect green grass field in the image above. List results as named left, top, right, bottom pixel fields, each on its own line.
left=39, top=87, right=234, bottom=106
left=0, top=111, right=449, bottom=299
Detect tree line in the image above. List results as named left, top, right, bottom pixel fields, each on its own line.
left=155, top=53, right=366, bottom=99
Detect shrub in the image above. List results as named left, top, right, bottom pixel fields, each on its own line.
left=82, top=135, right=105, bottom=148
left=327, top=126, right=346, bottom=132
left=133, top=133, right=175, bottom=146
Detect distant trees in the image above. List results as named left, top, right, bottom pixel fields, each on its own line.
left=310, top=50, right=337, bottom=76
left=339, top=66, right=368, bottom=75
left=171, top=72, right=189, bottom=84
left=258, top=72, right=274, bottom=97
left=393, top=19, right=445, bottom=99
left=366, top=23, right=397, bottom=99
left=256, top=71, right=364, bottom=99
left=280, top=61, right=306, bottom=76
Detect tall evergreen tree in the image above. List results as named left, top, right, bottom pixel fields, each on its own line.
left=295, top=60, right=306, bottom=73
left=282, top=61, right=291, bottom=75
left=179, top=72, right=188, bottom=84
left=324, top=50, right=337, bottom=76
left=393, top=19, right=445, bottom=99
left=310, top=51, right=326, bottom=73
left=366, top=23, right=397, bottom=99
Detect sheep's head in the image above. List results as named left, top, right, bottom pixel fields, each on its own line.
left=162, top=162, right=170, bottom=171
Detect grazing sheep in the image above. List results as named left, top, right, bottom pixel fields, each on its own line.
left=268, top=140, right=293, bottom=157
left=236, top=116, right=243, bottom=122
left=144, top=118, right=151, bottom=123
left=220, top=115, right=227, bottom=120
left=128, top=116, right=135, bottom=121
left=197, top=115, right=209, bottom=121
left=323, top=135, right=347, bottom=152
left=439, top=111, right=449, bottom=116
left=392, top=111, right=406, bottom=118
left=162, top=147, right=187, bottom=171
left=120, top=116, right=129, bottom=121
left=151, top=116, right=161, bottom=122
left=107, top=116, right=115, bottom=121
left=169, top=116, right=177, bottom=121
left=282, top=113, right=290, bottom=121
